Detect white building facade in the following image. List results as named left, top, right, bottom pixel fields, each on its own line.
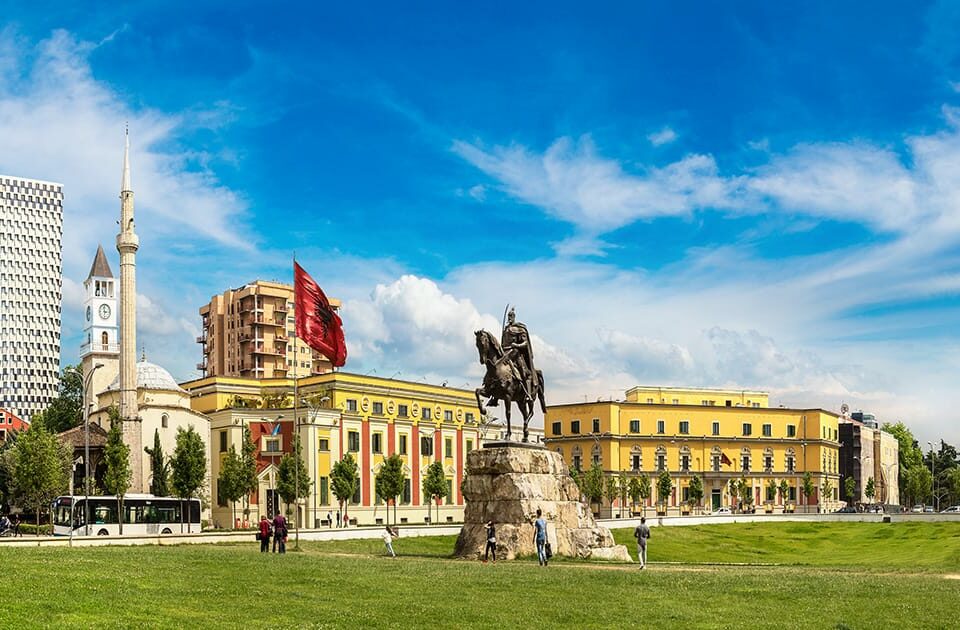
left=0, top=175, right=63, bottom=421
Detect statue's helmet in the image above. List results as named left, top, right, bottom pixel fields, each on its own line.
left=507, top=306, right=516, bottom=322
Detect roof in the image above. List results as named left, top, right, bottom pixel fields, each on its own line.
left=106, top=361, right=186, bottom=394
left=87, top=244, right=114, bottom=279
left=58, top=423, right=108, bottom=449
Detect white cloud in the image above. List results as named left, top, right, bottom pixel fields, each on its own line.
left=647, top=126, right=678, bottom=146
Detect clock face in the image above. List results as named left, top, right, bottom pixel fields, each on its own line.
left=86, top=306, right=92, bottom=321
left=99, top=304, right=111, bottom=320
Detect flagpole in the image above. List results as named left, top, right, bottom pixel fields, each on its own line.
left=293, top=253, right=301, bottom=550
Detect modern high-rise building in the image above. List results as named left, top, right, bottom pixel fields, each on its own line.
left=197, top=280, right=341, bottom=379
left=0, top=175, right=63, bottom=421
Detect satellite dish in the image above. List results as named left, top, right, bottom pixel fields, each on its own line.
left=840, top=403, right=849, bottom=415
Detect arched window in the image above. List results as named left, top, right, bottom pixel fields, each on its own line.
left=101, top=331, right=109, bottom=350
left=740, top=446, right=752, bottom=472
left=656, top=445, right=667, bottom=472
left=571, top=445, right=583, bottom=471
left=679, top=445, right=692, bottom=472
left=161, top=414, right=169, bottom=429
left=630, top=445, right=643, bottom=471
left=785, top=448, right=796, bottom=473
left=763, top=447, right=774, bottom=472
left=711, top=445, right=723, bottom=472
left=591, top=443, right=602, bottom=467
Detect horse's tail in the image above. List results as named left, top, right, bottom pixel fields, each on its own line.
left=537, top=370, right=546, bottom=413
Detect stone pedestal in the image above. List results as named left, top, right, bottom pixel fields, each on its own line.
left=454, top=446, right=631, bottom=562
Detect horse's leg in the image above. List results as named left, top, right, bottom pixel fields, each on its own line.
left=475, top=388, right=487, bottom=416
left=504, top=397, right=512, bottom=440
left=521, top=400, right=532, bottom=443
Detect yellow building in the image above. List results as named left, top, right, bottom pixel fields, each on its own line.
left=545, top=387, right=840, bottom=516
left=183, top=372, right=481, bottom=528
left=197, top=280, right=342, bottom=379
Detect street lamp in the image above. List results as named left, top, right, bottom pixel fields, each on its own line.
left=83, top=363, right=104, bottom=536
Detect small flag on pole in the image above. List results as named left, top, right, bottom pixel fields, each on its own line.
left=294, top=262, right=347, bottom=367
left=720, top=452, right=732, bottom=466
left=272, top=423, right=282, bottom=436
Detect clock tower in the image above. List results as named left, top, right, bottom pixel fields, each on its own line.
left=80, top=244, right=119, bottom=398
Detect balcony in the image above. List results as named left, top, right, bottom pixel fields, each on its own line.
left=80, top=342, right=119, bottom=355
left=196, top=362, right=207, bottom=372
left=196, top=335, right=207, bottom=344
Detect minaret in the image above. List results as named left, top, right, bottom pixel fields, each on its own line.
left=117, top=128, right=143, bottom=491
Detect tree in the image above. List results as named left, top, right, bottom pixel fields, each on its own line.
left=766, top=478, right=778, bottom=504
left=618, top=475, right=630, bottom=517
left=802, top=472, right=815, bottom=511
left=946, top=467, right=960, bottom=506
left=903, top=465, right=932, bottom=506
left=569, top=466, right=584, bottom=501
left=582, top=463, right=605, bottom=515
left=738, top=477, right=753, bottom=511
left=144, top=429, right=170, bottom=497
left=728, top=478, right=741, bottom=511
left=31, top=364, right=84, bottom=433
left=688, top=475, right=704, bottom=513
left=821, top=478, right=834, bottom=510
left=605, top=475, right=619, bottom=514
left=0, top=430, right=21, bottom=512
left=865, top=477, right=876, bottom=504
left=778, top=479, right=790, bottom=506
left=217, top=446, right=244, bottom=528
left=656, top=470, right=672, bottom=513
left=276, top=437, right=312, bottom=522
left=239, top=427, right=258, bottom=515
left=9, top=425, right=70, bottom=527
left=844, top=476, right=857, bottom=504
left=422, top=461, right=448, bottom=525
left=171, top=425, right=207, bottom=533
left=331, top=453, right=359, bottom=521
left=102, top=421, right=132, bottom=534
left=375, top=454, right=406, bottom=527
left=628, top=476, right=641, bottom=514
left=638, top=475, right=651, bottom=517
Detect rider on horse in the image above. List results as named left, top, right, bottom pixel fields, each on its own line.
left=500, top=307, right=536, bottom=403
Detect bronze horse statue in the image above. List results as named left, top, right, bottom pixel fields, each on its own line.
left=474, top=329, right=546, bottom=442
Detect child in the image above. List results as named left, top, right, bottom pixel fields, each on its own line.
left=483, top=521, right=496, bottom=563
left=383, top=526, right=398, bottom=557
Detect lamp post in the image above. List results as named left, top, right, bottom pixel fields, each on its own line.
left=927, top=441, right=936, bottom=511
left=82, top=363, right=104, bottom=536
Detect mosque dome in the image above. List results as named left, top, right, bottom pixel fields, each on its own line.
left=106, top=360, right=186, bottom=394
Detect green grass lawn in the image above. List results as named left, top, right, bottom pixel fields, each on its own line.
left=1, top=522, right=958, bottom=628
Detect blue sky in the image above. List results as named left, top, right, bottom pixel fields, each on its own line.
left=3, top=1, right=960, bottom=444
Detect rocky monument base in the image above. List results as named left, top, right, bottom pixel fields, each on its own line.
left=454, top=445, right=631, bottom=562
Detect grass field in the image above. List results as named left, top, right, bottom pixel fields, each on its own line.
left=1, top=522, right=958, bottom=628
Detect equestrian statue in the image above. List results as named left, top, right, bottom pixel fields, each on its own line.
left=474, top=306, right=546, bottom=442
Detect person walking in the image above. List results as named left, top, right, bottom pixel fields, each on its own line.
left=634, top=516, right=651, bottom=569
left=483, top=521, right=497, bottom=563
left=533, top=509, right=548, bottom=567
left=336, top=508, right=342, bottom=528
left=272, top=512, right=288, bottom=554
left=382, top=526, right=398, bottom=558
left=258, top=515, right=271, bottom=553
left=327, top=510, right=333, bottom=528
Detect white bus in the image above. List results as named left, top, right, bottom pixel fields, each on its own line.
left=51, top=494, right=202, bottom=537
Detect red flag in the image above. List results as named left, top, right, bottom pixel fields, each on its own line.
left=720, top=452, right=732, bottom=466
left=294, top=262, right=347, bottom=367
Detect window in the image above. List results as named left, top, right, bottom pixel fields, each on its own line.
left=711, top=455, right=721, bottom=472
left=264, top=438, right=280, bottom=453
left=762, top=424, right=772, bottom=437
left=657, top=454, right=666, bottom=472
left=646, top=398, right=654, bottom=403
left=672, top=398, right=679, bottom=405
left=402, top=479, right=411, bottom=504
left=320, top=477, right=328, bottom=505
left=712, top=421, right=720, bottom=436
left=552, top=421, right=562, bottom=435
left=346, top=399, right=357, bottom=413
left=657, top=420, right=665, bottom=434
left=422, top=407, right=431, bottom=420
left=399, top=435, right=408, bottom=455
left=629, top=419, right=640, bottom=433
left=465, top=412, right=475, bottom=423
left=445, top=437, right=453, bottom=458
left=161, top=414, right=169, bottom=429
left=446, top=480, right=453, bottom=504
left=632, top=454, right=641, bottom=471
left=466, top=439, right=474, bottom=452
left=572, top=455, right=582, bottom=471
left=787, top=425, right=796, bottom=437
left=319, top=438, right=329, bottom=452
left=680, top=455, right=690, bottom=472
left=741, top=456, right=751, bottom=472
left=352, top=485, right=360, bottom=505
left=219, top=430, right=227, bottom=453
left=444, top=410, right=453, bottom=422
left=372, top=433, right=383, bottom=454
left=766, top=485, right=776, bottom=501
left=742, top=423, right=752, bottom=436
left=398, top=404, right=409, bottom=418
left=571, top=420, right=581, bottom=434
left=420, top=436, right=434, bottom=456
left=833, top=429, right=838, bottom=441
left=592, top=418, right=600, bottom=433
left=789, top=486, right=797, bottom=501
left=372, top=401, right=383, bottom=415
left=679, top=421, right=689, bottom=434
left=348, top=431, right=360, bottom=452
left=764, top=455, right=773, bottom=472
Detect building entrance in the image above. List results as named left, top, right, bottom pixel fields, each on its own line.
left=711, top=489, right=721, bottom=510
